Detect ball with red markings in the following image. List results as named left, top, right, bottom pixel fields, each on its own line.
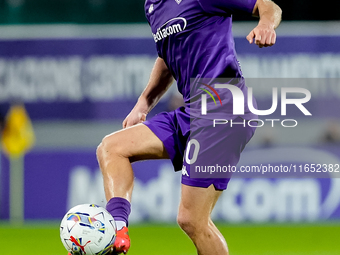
left=60, top=204, right=117, bottom=255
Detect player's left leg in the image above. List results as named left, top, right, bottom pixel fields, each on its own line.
left=176, top=116, right=256, bottom=255
left=177, top=184, right=229, bottom=255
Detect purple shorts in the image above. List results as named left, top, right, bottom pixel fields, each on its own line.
left=144, top=107, right=255, bottom=190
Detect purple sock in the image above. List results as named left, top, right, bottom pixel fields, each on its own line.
left=106, top=197, right=131, bottom=226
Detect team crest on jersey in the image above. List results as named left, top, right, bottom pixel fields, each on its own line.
left=175, top=0, right=182, bottom=4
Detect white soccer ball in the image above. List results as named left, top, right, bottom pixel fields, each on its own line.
left=60, top=204, right=116, bottom=255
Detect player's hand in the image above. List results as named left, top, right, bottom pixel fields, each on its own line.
left=122, top=108, right=147, bottom=128
left=246, top=22, right=276, bottom=48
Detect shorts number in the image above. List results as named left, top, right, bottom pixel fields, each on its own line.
left=185, top=139, right=200, bottom=165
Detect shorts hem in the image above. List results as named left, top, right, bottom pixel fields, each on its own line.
left=181, top=178, right=229, bottom=190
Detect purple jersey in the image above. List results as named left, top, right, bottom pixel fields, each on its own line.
left=145, top=0, right=258, bottom=120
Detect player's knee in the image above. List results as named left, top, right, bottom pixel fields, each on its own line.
left=96, top=142, right=105, bottom=165
left=177, top=212, right=199, bottom=238
left=96, top=134, right=124, bottom=165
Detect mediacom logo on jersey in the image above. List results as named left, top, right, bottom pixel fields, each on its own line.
left=153, top=17, right=187, bottom=43
left=201, top=85, right=312, bottom=128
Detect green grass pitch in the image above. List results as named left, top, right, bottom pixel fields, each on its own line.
left=0, top=222, right=339, bottom=255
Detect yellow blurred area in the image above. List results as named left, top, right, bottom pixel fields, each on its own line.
left=1, top=105, right=35, bottom=158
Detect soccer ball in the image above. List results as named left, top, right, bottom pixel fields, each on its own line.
left=60, top=204, right=117, bottom=255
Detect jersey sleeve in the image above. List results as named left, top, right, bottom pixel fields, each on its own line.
left=198, top=0, right=257, bottom=15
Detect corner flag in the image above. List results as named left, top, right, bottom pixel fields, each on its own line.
left=1, top=105, right=35, bottom=158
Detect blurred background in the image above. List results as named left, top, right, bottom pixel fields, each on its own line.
left=0, top=0, right=340, bottom=254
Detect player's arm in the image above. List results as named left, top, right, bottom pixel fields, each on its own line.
left=246, top=0, right=282, bottom=48
left=123, top=57, right=174, bottom=128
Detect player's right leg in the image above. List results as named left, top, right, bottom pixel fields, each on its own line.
left=97, top=123, right=168, bottom=201
left=96, top=123, right=169, bottom=254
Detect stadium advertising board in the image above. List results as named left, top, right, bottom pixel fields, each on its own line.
left=1, top=26, right=340, bottom=223
left=1, top=146, right=340, bottom=222
left=0, top=36, right=340, bottom=120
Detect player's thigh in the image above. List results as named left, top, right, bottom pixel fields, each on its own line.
left=99, top=123, right=169, bottom=161
left=178, top=184, right=222, bottom=224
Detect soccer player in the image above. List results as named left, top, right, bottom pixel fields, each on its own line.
left=97, top=0, right=282, bottom=254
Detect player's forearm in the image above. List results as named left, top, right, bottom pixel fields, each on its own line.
left=254, top=0, right=282, bottom=29
left=137, top=57, right=174, bottom=114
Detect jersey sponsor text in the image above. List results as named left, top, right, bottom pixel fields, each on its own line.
left=152, top=17, right=187, bottom=43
